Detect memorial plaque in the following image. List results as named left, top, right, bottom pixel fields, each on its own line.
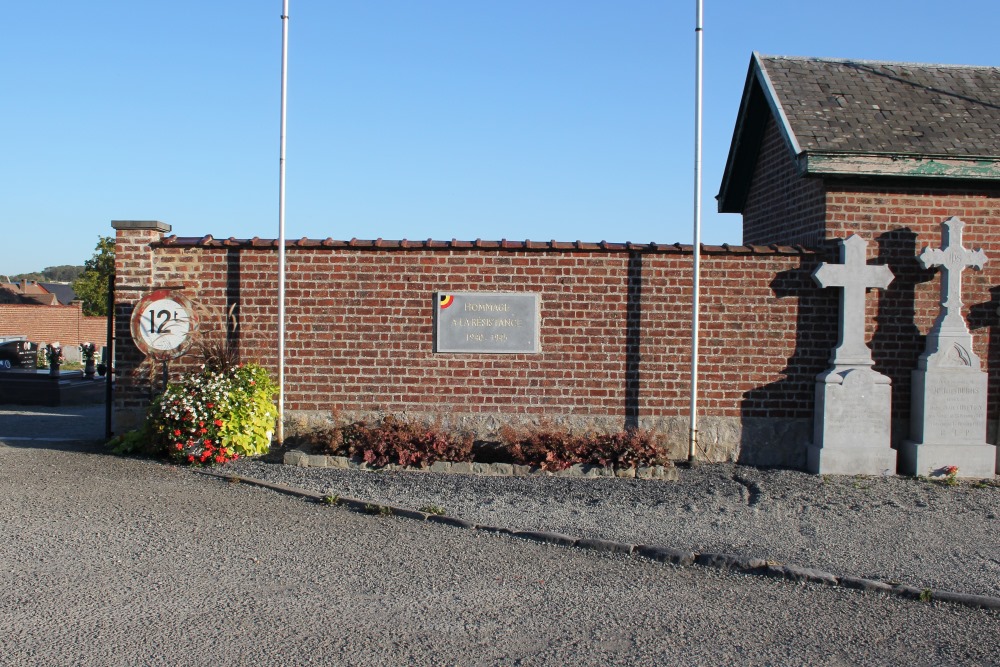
left=435, top=292, right=539, bottom=353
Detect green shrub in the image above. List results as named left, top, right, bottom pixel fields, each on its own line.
left=106, top=426, right=158, bottom=457
left=148, top=362, right=278, bottom=465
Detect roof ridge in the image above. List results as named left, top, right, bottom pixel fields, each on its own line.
left=756, top=53, right=997, bottom=70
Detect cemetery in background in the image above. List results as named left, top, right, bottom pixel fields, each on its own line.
left=110, top=55, right=1000, bottom=475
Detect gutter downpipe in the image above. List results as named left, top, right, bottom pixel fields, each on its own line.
left=689, top=0, right=704, bottom=463
left=277, top=1, right=289, bottom=444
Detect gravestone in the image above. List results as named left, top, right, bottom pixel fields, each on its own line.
left=808, top=234, right=898, bottom=475
left=901, top=217, right=997, bottom=478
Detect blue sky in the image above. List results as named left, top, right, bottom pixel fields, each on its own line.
left=2, top=1, right=997, bottom=275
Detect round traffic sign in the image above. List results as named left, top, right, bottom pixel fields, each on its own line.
left=130, top=290, right=198, bottom=360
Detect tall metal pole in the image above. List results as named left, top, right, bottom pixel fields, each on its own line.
left=688, top=0, right=704, bottom=463
left=277, top=1, right=289, bottom=444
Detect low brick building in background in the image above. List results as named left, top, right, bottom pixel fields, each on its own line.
left=0, top=303, right=106, bottom=362
left=111, top=54, right=1000, bottom=471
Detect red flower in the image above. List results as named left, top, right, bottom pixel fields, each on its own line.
left=173, top=429, right=182, bottom=436
left=187, top=455, right=195, bottom=463
left=207, top=403, right=214, bottom=409
left=214, top=419, right=224, bottom=427
left=214, top=455, right=226, bottom=464
left=175, top=443, right=183, bottom=450
left=204, top=438, right=213, bottom=446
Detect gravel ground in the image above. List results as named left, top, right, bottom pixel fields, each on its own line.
left=223, top=455, right=1000, bottom=600
left=2, top=441, right=999, bottom=666
left=3, top=405, right=1000, bottom=665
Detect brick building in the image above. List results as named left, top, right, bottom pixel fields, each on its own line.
left=0, top=303, right=106, bottom=360
left=718, top=53, right=1000, bottom=468
left=111, top=54, right=1000, bottom=472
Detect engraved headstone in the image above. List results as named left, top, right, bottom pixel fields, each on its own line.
left=901, top=217, right=997, bottom=478
left=808, top=234, right=897, bottom=475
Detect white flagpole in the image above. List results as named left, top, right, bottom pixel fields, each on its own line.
left=277, top=1, right=289, bottom=444
left=689, top=0, right=704, bottom=463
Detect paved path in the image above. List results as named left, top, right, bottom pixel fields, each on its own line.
left=1, top=428, right=998, bottom=665
left=0, top=403, right=105, bottom=442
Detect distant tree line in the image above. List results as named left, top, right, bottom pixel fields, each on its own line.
left=4, top=237, right=114, bottom=316
left=9, top=265, right=84, bottom=283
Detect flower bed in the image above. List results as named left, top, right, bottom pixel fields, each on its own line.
left=110, top=362, right=278, bottom=465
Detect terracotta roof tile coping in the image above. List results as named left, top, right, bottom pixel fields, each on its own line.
left=157, top=235, right=817, bottom=256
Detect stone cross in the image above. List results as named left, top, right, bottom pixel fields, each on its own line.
left=918, top=216, right=987, bottom=336
left=813, top=234, right=894, bottom=369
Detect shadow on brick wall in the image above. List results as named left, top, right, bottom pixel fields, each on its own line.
left=737, top=230, right=942, bottom=469
left=625, top=251, right=641, bottom=430
left=226, top=249, right=242, bottom=359
left=870, top=228, right=931, bottom=445
left=737, top=252, right=833, bottom=469
left=968, top=285, right=1000, bottom=444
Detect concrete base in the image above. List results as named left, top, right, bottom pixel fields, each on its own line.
left=899, top=441, right=997, bottom=479
left=807, top=445, right=897, bottom=476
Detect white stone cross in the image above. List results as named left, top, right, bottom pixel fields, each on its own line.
left=918, top=216, right=987, bottom=335
left=813, top=234, right=894, bottom=369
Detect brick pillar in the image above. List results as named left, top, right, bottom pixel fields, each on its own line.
left=111, top=220, right=171, bottom=433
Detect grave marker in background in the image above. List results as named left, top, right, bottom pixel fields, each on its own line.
left=808, top=234, right=897, bottom=475
left=901, top=217, right=997, bottom=478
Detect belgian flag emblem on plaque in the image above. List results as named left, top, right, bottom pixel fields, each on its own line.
left=439, top=294, right=454, bottom=309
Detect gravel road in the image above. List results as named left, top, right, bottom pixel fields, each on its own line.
left=226, top=455, right=1000, bottom=600
left=2, top=406, right=1000, bottom=665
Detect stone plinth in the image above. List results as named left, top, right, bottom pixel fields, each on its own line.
left=808, top=234, right=897, bottom=476
left=808, top=368, right=896, bottom=475
left=901, top=366, right=996, bottom=478
left=900, top=217, right=996, bottom=478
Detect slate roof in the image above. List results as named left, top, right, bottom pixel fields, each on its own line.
left=763, top=55, right=1000, bottom=156
left=718, top=53, right=1000, bottom=212
left=39, top=282, right=78, bottom=306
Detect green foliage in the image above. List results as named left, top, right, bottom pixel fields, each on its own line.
left=499, top=424, right=669, bottom=471
left=106, top=427, right=158, bottom=457
left=322, top=494, right=340, bottom=506
left=365, top=504, right=393, bottom=517
left=72, top=236, right=114, bottom=316
left=148, top=362, right=278, bottom=465
left=11, top=266, right=83, bottom=282
left=419, top=504, right=446, bottom=515
left=217, top=364, right=279, bottom=459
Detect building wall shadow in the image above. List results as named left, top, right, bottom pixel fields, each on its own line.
left=968, top=285, right=1000, bottom=445
left=869, top=228, right=931, bottom=445
left=624, top=251, right=641, bottom=430
left=738, top=250, right=835, bottom=469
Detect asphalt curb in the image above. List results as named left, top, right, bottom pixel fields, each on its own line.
left=195, top=469, right=1000, bottom=612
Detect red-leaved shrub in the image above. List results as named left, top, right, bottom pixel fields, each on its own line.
left=500, top=423, right=668, bottom=471
left=308, top=415, right=473, bottom=469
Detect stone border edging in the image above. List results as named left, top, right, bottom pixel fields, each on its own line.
left=195, top=469, right=1000, bottom=612
left=282, top=450, right=678, bottom=481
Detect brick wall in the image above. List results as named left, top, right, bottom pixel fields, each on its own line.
left=823, top=184, right=1000, bottom=443
left=741, top=116, right=826, bottom=246
left=112, top=189, right=1000, bottom=468
left=113, top=228, right=837, bottom=465
left=0, top=303, right=107, bottom=353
